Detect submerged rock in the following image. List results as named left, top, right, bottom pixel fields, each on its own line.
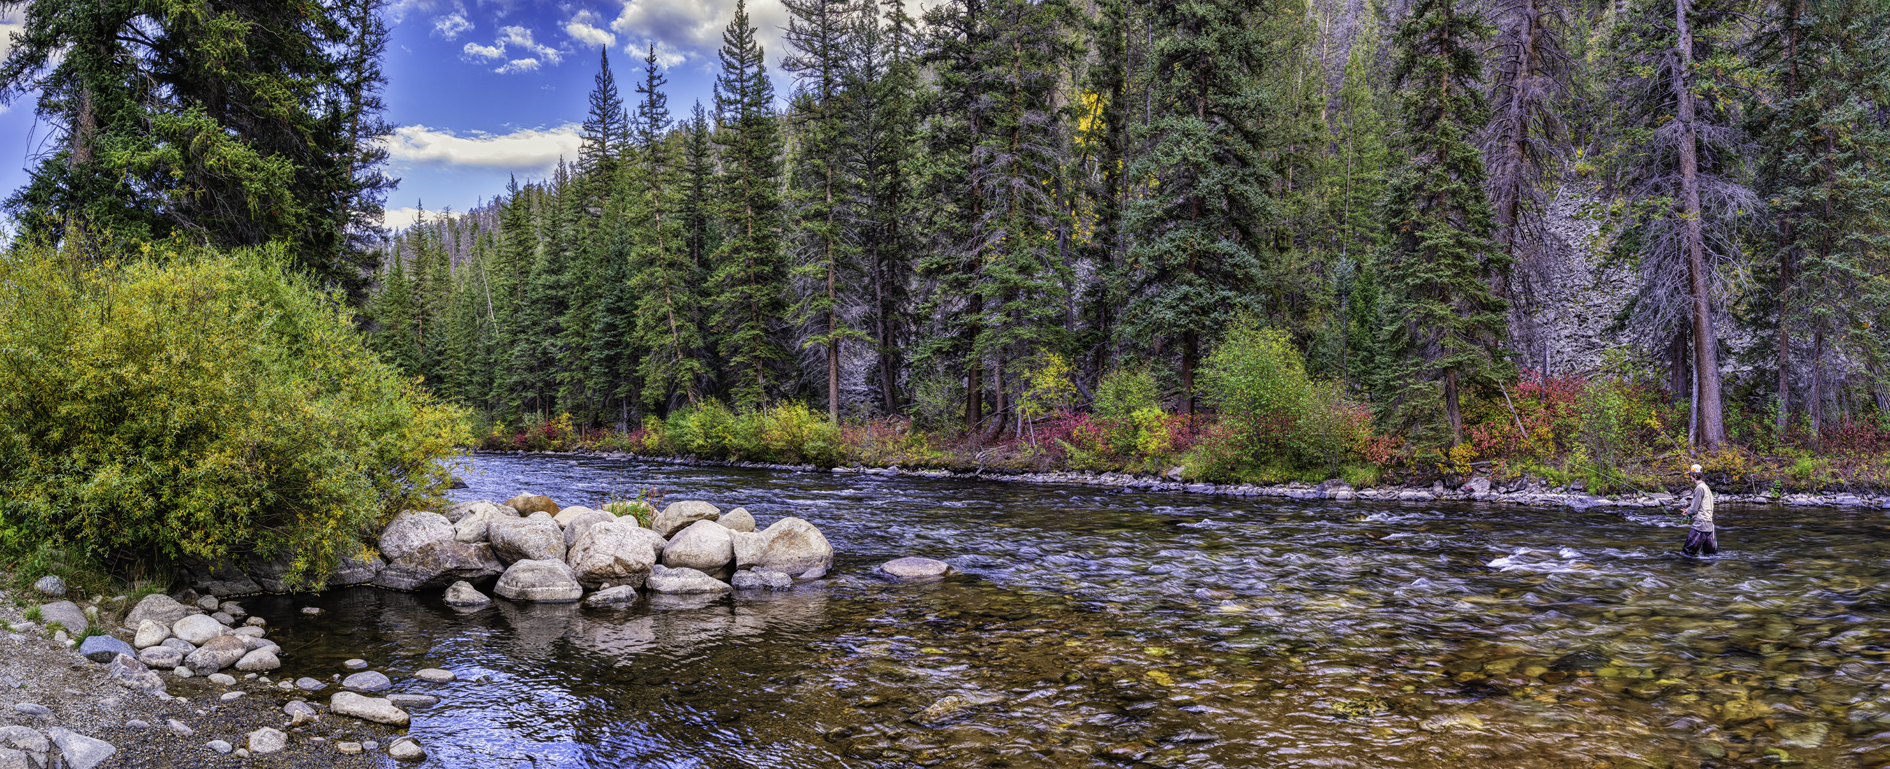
left=731, top=569, right=793, bottom=591
left=443, top=580, right=491, bottom=608
left=878, top=557, right=950, bottom=582
left=583, top=585, right=640, bottom=607
left=646, top=565, right=732, bottom=595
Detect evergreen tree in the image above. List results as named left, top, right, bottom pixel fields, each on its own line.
left=784, top=0, right=865, bottom=421
left=1375, top=0, right=1509, bottom=445
left=628, top=47, right=709, bottom=410
left=853, top=0, right=921, bottom=414
left=710, top=0, right=789, bottom=408
left=578, top=48, right=631, bottom=181
left=1122, top=0, right=1294, bottom=413
left=369, top=246, right=422, bottom=375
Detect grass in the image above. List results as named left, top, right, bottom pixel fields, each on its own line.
left=22, top=606, right=41, bottom=622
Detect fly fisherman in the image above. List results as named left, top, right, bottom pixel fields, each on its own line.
left=1680, top=464, right=1718, bottom=556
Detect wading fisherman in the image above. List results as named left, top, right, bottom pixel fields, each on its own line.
left=1680, top=464, right=1718, bottom=556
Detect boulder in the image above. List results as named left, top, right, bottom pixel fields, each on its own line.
left=379, top=510, right=455, bottom=562
left=183, top=636, right=248, bottom=673
left=646, top=565, right=733, bottom=595
left=731, top=531, right=767, bottom=570
left=247, top=727, right=287, bottom=755
left=326, top=553, right=384, bottom=588
left=105, top=654, right=165, bottom=694
left=716, top=508, right=757, bottom=533
left=582, top=586, right=640, bottom=607
left=159, top=638, right=195, bottom=655
left=137, top=646, right=182, bottom=670
left=488, top=515, right=565, bottom=564
left=123, top=594, right=192, bottom=632
left=651, top=501, right=721, bottom=538
left=453, top=504, right=517, bottom=544
left=731, top=569, right=793, bottom=591
left=442, top=500, right=491, bottom=523
left=757, top=517, right=833, bottom=577
left=1461, top=476, right=1492, bottom=494
left=132, top=621, right=170, bottom=650
left=32, top=575, right=65, bottom=598
left=37, top=602, right=88, bottom=634
left=879, top=557, right=951, bottom=582
left=0, top=725, right=49, bottom=766
left=494, top=560, right=583, bottom=603
left=46, top=729, right=114, bottom=769
left=372, top=536, right=506, bottom=597
left=561, top=509, right=617, bottom=548
left=503, top=493, right=561, bottom=516
left=235, top=649, right=280, bottom=672
left=171, top=615, right=224, bottom=646
left=567, top=520, right=658, bottom=588
left=80, top=635, right=136, bottom=663
left=329, top=692, right=410, bottom=726
left=388, top=737, right=427, bottom=762
left=342, top=671, right=392, bottom=692
left=663, top=520, right=735, bottom=572
left=552, top=505, right=600, bottom=528
left=443, top=580, right=491, bottom=608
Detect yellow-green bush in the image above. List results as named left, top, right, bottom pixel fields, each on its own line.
left=0, top=241, right=467, bottom=590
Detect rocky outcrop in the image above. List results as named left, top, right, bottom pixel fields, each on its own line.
left=488, top=514, right=566, bottom=564
left=566, top=519, right=658, bottom=588
left=757, top=517, right=833, bottom=578
left=662, top=520, right=734, bottom=573
left=494, top=559, right=584, bottom=603
left=651, top=501, right=720, bottom=538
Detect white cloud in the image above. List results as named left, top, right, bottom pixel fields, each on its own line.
left=384, top=206, right=428, bottom=231
left=497, top=25, right=565, bottom=65
left=1, top=6, right=25, bottom=60
left=380, top=123, right=583, bottom=175
left=564, top=9, right=615, bottom=48
left=496, top=57, right=541, bottom=74
left=463, top=41, right=504, bottom=59
left=608, top=0, right=792, bottom=68
left=432, top=4, right=473, bottom=40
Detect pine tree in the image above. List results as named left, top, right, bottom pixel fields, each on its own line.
left=1077, top=0, right=1137, bottom=381
left=1750, top=0, right=1890, bottom=443
left=1610, top=0, right=1751, bottom=448
left=369, top=246, right=422, bottom=376
left=784, top=0, right=865, bottom=421
left=628, top=47, right=709, bottom=411
left=710, top=0, right=789, bottom=409
left=680, top=103, right=720, bottom=275
left=578, top=48, right=631, bottom=182
left=1122, top=0, right=1295, bottom=413
left=1375, top=0, right=1509, bottom=445
left=853, top=0, right=921, bottom=414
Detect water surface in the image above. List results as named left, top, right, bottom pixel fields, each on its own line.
left=252, top=454, right=1890, bottom=768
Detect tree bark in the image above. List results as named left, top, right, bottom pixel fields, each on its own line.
left=1674, top=0, right=1726, bottom=448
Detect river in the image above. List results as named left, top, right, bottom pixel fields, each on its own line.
left=247, top=453, right=1890, bottom=768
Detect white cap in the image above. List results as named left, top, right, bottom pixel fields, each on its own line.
left=1690, top=464, right=1703, bottom=473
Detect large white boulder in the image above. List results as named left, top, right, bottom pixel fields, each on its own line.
left=566, top=519, right=658, bottom=588
left=488, top=514, right=566, bottom=564
left=662, top=520, right=734, bottom=573
left=757, top=517, right=833, bottom=577
left=493, top=559, right=584, bottom=603
left=650, top=501, right=720, bottom=538
left=561, top=509, right=617, bottom=548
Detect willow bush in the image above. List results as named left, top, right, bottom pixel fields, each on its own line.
left=0, top=241, right=467, bottom=590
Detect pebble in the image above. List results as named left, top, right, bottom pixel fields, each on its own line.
left=206, top=673, right=235, bottom=686
left=248, top=727, right=287, bottom=754
left=414, top=668, right=456, bottom=683
left=388, top=737, right=426, bottom=761
left=337, top=742, right=362, bottom=753
left=301, top=607, right=322, bottom=615
left=167, top=719, right=194, bottom=736
left=295, top=677, right=325, bottom=691
left=219, top=691, right=244, bottom=701
left=173, top=667, right=193, bottom=678
left=386, top=693, right=439, bottom=708
left=343, top=659, right=368, bottom=670
left=363, top=741, right=379, bottom=751
left=206, top=740, right=232, bottom=755
left=125, top=720, right=148, bottom=729
left=12, top=704, right=50, bottom=717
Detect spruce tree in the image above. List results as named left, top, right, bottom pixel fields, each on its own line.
left=1122, top=0, right=1294, bottom=413
left=578, top=48, right=631, bottom=182
left=852, top=0, right=921, bottom=414
left=710, top=0, right=789, bottom=409
left=628, top=47, right=709, bottom=410
left=1375, top=0, right=1509, bottom=445
left=784, top=0, right=865, bottom=421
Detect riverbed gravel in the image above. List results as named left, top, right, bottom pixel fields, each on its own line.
left=0, top=578, right=401, bottom=768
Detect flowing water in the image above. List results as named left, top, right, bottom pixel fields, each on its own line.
left=249, top=454, right=1890, bottom=768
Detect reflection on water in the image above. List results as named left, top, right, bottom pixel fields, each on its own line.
left=249, top=454, right=1890, bottom=767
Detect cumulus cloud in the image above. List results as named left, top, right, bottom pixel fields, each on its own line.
left=432, top=4, right=473, bottom=40
left=1, top=6, right=25, bottom=60
left=497, top=25, right=565, bottom=65
left=608, top=0, right=789, bottom=68
left=463, top=41, right=504, bottom=60
left=496, top=57, right=541, bottom=74
left=383, top=206, right=429, bottom=231
left=380, top=123, right=583, bottom=175
left=564, top=9, right=615, bottom=48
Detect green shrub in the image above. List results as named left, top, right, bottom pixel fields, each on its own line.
left=1094, top=367, right=1162, bottom=421
left=0, top=240, right=467, bottom=591
left=1196, top=316, right=1376, bottom=480
left=23, top=606, right=42, bottom=623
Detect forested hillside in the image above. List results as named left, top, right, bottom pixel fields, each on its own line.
left=365, top=0, right=1890, bottom=485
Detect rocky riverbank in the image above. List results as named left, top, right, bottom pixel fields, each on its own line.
left=512, top=449, right=1890, bottom=512
left=0, top=577, right=411, bottom=767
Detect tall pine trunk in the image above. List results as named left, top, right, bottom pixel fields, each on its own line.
left=1673, top=0, right=1726, bottom=448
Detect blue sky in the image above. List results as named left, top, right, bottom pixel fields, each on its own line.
left=0, top=0, right=802, bottom=232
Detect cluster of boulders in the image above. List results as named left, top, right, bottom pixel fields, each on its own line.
left=381, top=494, right=834, bottom=606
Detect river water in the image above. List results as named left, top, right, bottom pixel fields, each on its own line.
left=249, top=454, right=1890, bottom=768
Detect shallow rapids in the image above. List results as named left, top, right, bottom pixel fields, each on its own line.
left=249, top=454, right=1890, bottom=767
